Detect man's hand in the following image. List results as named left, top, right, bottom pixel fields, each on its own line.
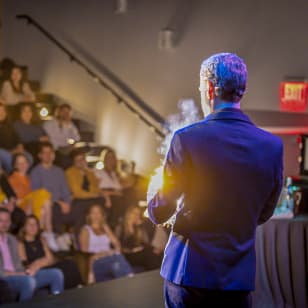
left=57, top=201, right=70, bottom=214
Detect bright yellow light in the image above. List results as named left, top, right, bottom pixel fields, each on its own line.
left=40, top=107, right=49, bottom=117
left=67, top=138, right=75, bottom=145
left=143, top=208, right=149, bottom=218
left=147, top=166, right=164, bottom=203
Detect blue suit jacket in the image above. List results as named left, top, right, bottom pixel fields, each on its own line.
left=148, top=108, right=283, bottom=290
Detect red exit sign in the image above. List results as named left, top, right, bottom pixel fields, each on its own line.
left=280, top=82, right=308, bottom=112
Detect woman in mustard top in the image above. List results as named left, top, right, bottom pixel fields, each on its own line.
left=8, top=153, right=58, bottom=250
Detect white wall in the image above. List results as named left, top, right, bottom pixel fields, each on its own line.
left=3, top=0, right=308, bottom=174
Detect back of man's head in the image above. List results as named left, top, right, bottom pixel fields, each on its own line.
left=200, top=53, right=247, bottom=103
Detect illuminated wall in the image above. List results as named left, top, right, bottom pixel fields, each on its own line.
left=3, top=0, right=308, bottom=174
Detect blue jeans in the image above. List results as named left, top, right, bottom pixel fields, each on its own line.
left=164, top=280, right=252, bottom=308
left=93, top=253, right=133, bottom=282
left=35, top=268, right=64, bottom=295
left=3, top=268, right=64, bottom=301
left=0, top=149, right=33, bottom=173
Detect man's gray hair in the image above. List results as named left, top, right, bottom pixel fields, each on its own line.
left=200, top=53, right=247, bottom=102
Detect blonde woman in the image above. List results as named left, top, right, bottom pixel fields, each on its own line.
left=79, top=204, right=133, bottom=283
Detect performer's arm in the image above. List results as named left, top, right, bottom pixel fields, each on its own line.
left=148, top=133, right=187, bottom=224
left=258, top=142, right=284, bottom=225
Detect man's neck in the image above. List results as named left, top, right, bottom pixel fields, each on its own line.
left=213, top=101, right=241, bottom=111
left=41, top=162, right=53, bottom=169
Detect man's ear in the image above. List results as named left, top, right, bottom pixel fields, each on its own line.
left=208, top=81, right=215, bottom=100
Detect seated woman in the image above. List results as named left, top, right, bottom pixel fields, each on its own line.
left=8, top=153, right=58, bottom=251
left=79, top=204, right=133, bottom=283
left=0, top=66, right=35, bottom=106
left=95, top=149, right=136, bottom=227
left=13, top=103, right=49, bottom=157
left=0, top=102, right=32, bottom=173
left=18, top=215, right=82, bottom=290
left=17, top=215, right=64, bottom=296
left=116, top=206, right=163, bottom=271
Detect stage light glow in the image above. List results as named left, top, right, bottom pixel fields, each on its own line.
left=67, top=138, right=75, bottom=145
left=40, top=107, right=49, bottom=117
left=95, top=161, right=104, bottom=170
left=147, top=99, right=201, bottom=225
left=147, top=166, right=164, bottom=204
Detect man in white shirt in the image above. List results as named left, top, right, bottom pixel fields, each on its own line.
left=43, top=103, right=80, bottom=150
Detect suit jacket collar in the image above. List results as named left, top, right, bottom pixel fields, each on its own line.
left=204, top=107, right=254, bottom=125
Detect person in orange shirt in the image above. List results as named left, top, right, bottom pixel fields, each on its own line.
left=8, top=153, right=58, bottom=250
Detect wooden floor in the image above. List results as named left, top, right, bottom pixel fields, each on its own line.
left=3, top=270, right=164, bottom=308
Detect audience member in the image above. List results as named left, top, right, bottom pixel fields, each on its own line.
left=95, top=149, right=132, bottom=227
left=0, top=277, right=14, bottom=304
left=0, top=66, right=35, bottom=106
left=0, top=103, right=32, bottom=173
left=0, top=208, right=63, bottom=301
left=79, top=205, right=133, bottom=283
left=43, top=103, right=80, bottom=169
left=13, top=103, right=48, bottom=157
left=116, top=206, right=162, bottom=271
left=43, top=103, right=80, bottom=150
left=66, top=149, right=105, bottom=232
left=8, top=153, right=58, bottom=251
left=18, top=215, right=82, bottom=290
left=0, top=167, right=26, bottom=235
left=30, top=142, right=72, bottom=237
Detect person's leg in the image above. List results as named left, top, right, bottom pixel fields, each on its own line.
left=208, top=290, right=252, bottom=308
left=41, top=200, right=53, bottom=232
left=109, top=254, right=134, bottom=279
left=164, top=280, right=199, bottom=308
left=4, top=275, right=36, bottom=301
left=35, top=268, right=64, bottom=295
left=0, top=278, right=15, bottom=304
left=52, top=202, right=65, bottom=234
left=164, top=280, right=252, bottom=308
left=93, top=257, right=113, bottom=282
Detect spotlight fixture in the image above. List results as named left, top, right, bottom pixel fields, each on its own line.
left=158, top=27, right=175, bottom=50
left=114, top=0, right=127, bottom=14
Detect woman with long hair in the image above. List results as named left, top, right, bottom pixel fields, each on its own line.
left=18, top=215, right=82, bottom=290
left=17, top=215, right=64, bottom=295
left=79, top=204, right=133, bottom=283
left=116, top=206, right=163, bottom=271
left=0, top=66, right=35, bottom=105
left=8, top=153, right=58, bottom=250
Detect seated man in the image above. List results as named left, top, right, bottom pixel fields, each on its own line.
left=43, top=104, right=80, bottom=169
left=0, top=208, right=64, bottom=301
left=66, top=149, right=105, bottom=232
left=30, top=142, right=72, bottom=237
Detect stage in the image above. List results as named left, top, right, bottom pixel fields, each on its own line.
left=3, top=270, right=165, bottom=308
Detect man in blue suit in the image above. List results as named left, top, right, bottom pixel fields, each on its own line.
left=148, top=53, right=283, bottom=307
